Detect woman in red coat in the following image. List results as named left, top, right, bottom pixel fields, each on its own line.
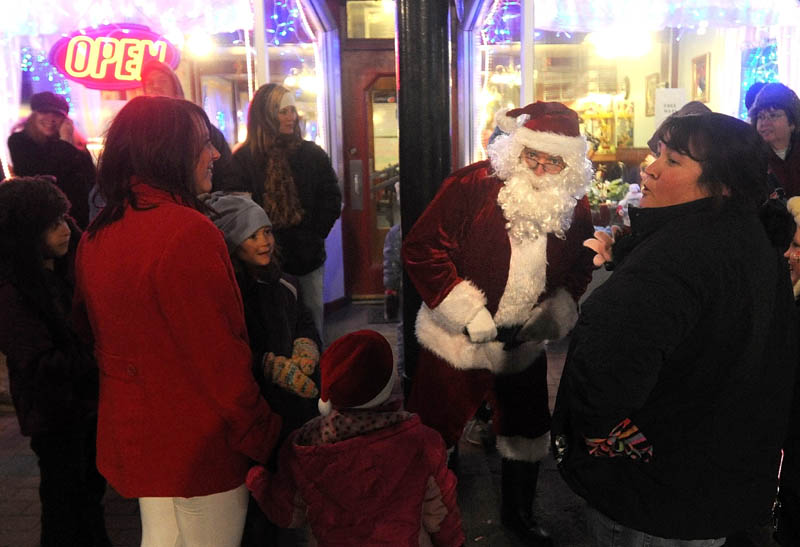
left=74, top=96, right=282, bottom=547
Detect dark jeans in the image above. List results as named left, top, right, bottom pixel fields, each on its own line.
left=30, top=423, right=110, bottom=547
left=586, top=506, right=725, bottom=547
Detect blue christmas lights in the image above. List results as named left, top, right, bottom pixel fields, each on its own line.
left=738, top=41, right=779, bottom=119
left=480, top=0, right=521, bottom=45
left=265, top=0, right=312, bottom=46
left=20, top=46, right=72, bottom=109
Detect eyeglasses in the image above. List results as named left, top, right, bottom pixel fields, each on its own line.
left=756, top=110, right=786, bottom=123
left=522, top=149, right=566, bottom=173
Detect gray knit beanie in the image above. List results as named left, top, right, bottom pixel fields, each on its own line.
left=204, top=192, right=271, bottom=253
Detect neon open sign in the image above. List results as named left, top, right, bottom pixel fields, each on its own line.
left=49, top=24, right=180, bottom=91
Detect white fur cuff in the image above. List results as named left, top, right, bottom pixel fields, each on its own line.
left=497, top=432, right=550, bottom=463
left=432, top=279, right=487, bottom=332
left=415, top=304, right=505, bottom=372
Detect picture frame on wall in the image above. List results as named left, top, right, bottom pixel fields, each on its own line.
left=645, top=73, right=659, bottom=117
left=692, top=53, right=710, bottom=103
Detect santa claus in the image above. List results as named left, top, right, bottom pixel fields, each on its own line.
left=403, top=101, right=595, bottom=546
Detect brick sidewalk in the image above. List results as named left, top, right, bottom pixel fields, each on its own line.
left=0, top=410, right=141, bottom=547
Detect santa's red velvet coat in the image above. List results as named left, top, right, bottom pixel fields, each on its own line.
left=403, top=160, right=594, bottom=461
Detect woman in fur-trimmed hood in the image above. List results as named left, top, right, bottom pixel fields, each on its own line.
left=0, top=176, right=109, bottom=546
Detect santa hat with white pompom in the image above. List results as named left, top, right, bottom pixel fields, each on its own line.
left=317, top=330, right=397, bottom=416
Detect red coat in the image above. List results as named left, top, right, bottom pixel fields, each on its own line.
left=74, top=184, right=281, bottom=498
left=254, top=414, right=464, bottom=546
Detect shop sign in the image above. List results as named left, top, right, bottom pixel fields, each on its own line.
left=654, top=88, right=688, bottom=127
left=49, top=24, right=180, bottom=91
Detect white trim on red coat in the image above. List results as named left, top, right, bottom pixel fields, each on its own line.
left=431, top=279, right=488, bottom=332
left=415, top=306, right=546, bottom=374
left=494, top=236, right=547, bottom=327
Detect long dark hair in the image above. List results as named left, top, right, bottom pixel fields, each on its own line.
left=655, top=113, right=770, bottom=210
left=0, top=177, right=77, bottom=342
left=89, top=96, right=213, bottom=234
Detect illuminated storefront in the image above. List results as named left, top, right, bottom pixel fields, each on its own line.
left=1, top=0, right=346, bottom=303
left=457, top=0, right=800, bottom=167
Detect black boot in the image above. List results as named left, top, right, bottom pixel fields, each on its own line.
left=501, top=458, right=554, bottom=546
left=447, top=443, right=459, bottom=474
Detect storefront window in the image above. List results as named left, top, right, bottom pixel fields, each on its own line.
left=195, top=2, right=325, bottom=147
left=196, top=32, right=252, bottom=146
left=466, top=0, right=800, bottom=227
left=262, top=0, right=324, bottom=145
left=473, top=0, right=521, bottom=159
left=470, top=0, right=800, bottom=166
left=270, top=43, right=321, bottom=144
left=346, top=0, right=396, bottom=39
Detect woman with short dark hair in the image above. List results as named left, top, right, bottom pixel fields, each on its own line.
left=554, top=113, right=797, bottom=546
left=75, top=96, right=282, bottom=547
left=749, top=82, right=800, bottom=197
left=0, top=176, right=110, bottom=546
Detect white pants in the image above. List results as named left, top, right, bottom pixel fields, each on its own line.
left=297, top=265, right=325, bottom=344
left=139, top=483, right=249, bottom=547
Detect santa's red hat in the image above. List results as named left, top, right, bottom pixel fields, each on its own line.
left=317, top=330, right=396, bottom=416
left=494, top=101, right=586, bottom=159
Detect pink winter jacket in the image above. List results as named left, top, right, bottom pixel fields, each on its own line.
left=249, top=413, right=464, bottom=546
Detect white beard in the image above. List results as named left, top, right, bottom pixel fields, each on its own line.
left=497, top=163, right=584, bottom=242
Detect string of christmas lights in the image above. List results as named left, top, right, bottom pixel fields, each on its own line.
left=480, top=0, right=521, bottom=46
left=266, top=0, right=312, bottom=46
left=20, top=46, right=71, bottom=109
left=738, top=41, right=779, bottom=119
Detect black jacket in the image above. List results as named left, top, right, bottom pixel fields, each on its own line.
left=0, top=226, right=98, bottom=436
left=237, top=266, right=321, bottom=456
left=222, top=141, right=342, bottom=275
left=552, top=198, right=798, bottom=539
left=209, top=125, right=235, bottom=190
left=8, top=131, right=95, bottom=228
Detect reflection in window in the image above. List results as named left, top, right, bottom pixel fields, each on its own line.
left=474, top=0, right=522, bottom=159
left=264, top=0, right=324, bottom=145
left=346, top=0, right=396, bottom=39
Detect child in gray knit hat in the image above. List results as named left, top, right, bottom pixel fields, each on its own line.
left=204, top=191, right=321, bottom=542
left=204, top=191, right=320, bottom=401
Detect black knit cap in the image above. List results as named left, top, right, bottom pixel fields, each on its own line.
left=30, top=92, right=69, bottom=117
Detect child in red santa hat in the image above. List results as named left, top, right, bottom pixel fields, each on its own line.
left=247, top=329, right=465, bottom=546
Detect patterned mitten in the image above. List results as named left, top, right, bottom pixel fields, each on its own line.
left=263, top=353, right=319, bottom=398
left=290, top=337, right=319, bottom=375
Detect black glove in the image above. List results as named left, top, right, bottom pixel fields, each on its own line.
left=384, top=291, right=399, bottom=321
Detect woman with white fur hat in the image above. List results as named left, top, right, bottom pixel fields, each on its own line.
left=247, top=330, right=465, bottom=546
